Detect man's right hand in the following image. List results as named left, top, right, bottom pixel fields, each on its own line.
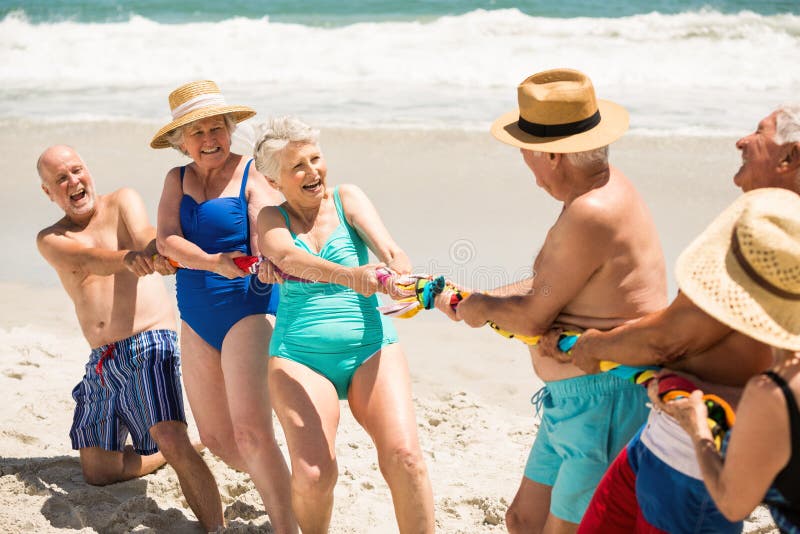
left=214, top=252, right=248, bottom=279
left=152, top=254, right=177, bottom=276
left=435, top=290, right=458, bottom=321
left=124, top=250, right=155, bottom=277
left=539, top=328, right=601, bottom=374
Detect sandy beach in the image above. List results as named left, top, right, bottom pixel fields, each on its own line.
left=0, top=120, right=778, bottom=532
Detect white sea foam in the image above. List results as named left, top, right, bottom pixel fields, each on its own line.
left=1, top=8, right=798, bottom=134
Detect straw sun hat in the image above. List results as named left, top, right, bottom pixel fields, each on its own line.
left=491, top=68, right=629, bottom=153
left=676, top=188, right=800, bottom=351
left=150, top=80, right=256, bottom=149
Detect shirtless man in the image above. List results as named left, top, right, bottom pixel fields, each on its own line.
left=36, top=145, right=224, bottom=531
left=446, top=69, right=668, bottom=533
left=538, top=104, right=800, bottom=533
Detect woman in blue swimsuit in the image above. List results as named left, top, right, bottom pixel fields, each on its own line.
left=152, top=81, right=295, bottom=533
left=254, top=117, right=434, bottom=534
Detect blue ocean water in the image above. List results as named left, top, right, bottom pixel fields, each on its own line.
left=1, top=1, right=799, bottom=134
left=1, top=0, right=797, bottom=23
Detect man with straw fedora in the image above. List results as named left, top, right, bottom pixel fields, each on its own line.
left=537, top=105, right=800, bottom=533
left=445, top=68, right=668, bottom=533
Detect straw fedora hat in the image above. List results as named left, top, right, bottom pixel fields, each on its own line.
left=150, top=80, right=256, bottom=149
left=675, top=188, right=800, bottom=351
left=491, top=68, right=629, bottom=153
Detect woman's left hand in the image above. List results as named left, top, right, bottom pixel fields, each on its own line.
left=381, top=276, right=416, bottom=300
left=351, top=264, right=384, bottom=297
left=257, top=259, right=283, bottom=284
left=647, top=375, right=712, bottom=442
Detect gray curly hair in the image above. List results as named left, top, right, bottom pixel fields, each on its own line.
left=253, top=116, right=320, bottom=181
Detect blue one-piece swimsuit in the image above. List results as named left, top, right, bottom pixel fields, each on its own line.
left=176, top=159, right=279, bottom=351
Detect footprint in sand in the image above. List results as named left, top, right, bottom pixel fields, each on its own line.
left=464, top=496, right=507, bottom=526
left=1, top=429, right=39, bottom=445
left=225, top=500, right=264, bottom=521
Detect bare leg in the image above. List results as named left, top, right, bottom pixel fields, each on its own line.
left=221, top=315, right=297, bottom=534
left=506, top=477, right=552, bottom=534
left=180, top=322, right=247, bottom=470
left=150, top=420, right=224, bottom=531
left=269, top=357, right=340, bottom=534
left=78, top=446, right=167, bottom=485
left=348, top=344, right=434, bottom=534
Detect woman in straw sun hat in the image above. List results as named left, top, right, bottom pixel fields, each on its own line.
left=652, top=187, right=800, bottom=532
left=152, top=80, right=296, bottom=532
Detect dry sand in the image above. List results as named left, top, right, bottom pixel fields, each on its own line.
left=0, top=120, right=777, bottom=532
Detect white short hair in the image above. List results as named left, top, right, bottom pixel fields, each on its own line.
left=775, top=104, right=800, bottom=145
left=253, top=116, right=320, bottom=181
left=531, top=146, right=609, bottom=167
left=565, top=146, right=609, bottom=168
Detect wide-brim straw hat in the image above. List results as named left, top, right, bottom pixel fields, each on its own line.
left=150, top=80, right=256, bottom=149
left=675, top=188, right=800, bottom=351
left=491, top=68, right=629, bottom=153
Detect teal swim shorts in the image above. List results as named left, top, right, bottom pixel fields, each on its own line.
left=524, top=373, right=650, bottom=524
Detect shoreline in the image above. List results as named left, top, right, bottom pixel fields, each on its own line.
left=1, top=120, right=775, bottom=532
left=2, top=119, right=740, bottom=293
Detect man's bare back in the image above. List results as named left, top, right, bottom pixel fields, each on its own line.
left=530, top=166, right=666, bottom=381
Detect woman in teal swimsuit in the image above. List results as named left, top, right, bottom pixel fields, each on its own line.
left=153, top=81, right=295, bottom=533
left=254, top=117, right=434, bottom=534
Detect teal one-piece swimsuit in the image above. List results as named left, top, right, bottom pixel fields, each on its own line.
left=269, top=186, right=398, bottom=399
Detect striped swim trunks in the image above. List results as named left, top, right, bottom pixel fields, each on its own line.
left=69, top=329, right=186, bottom=455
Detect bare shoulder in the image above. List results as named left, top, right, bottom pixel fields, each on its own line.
left=107, top=187, right=144, bottom=206
left=163, top=165, right=184, bottom=185
left=336, top=184, right=373, bottom=220
left=559, top=192, right=617, bottom=239
left=743, top=372, right=786, bottom=406
left=36, top=219, right=76, bottom=268
left=36, top=220, right=67, bottom=248
left=257, top=203, right=289, bottom=229
left=337, top=183, right=366, bottom=201
left=567, top=168, right=644, bottom=226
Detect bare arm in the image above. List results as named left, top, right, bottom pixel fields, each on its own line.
left=156, top=167, right=244, bottom=278
left=245, top=165, right=283, bottom=256
left=37, top=228, right=130, bottom=278
left=116, top=187, right=176, bottom=275
left=656, top=375, right=789, bottom=521
left=118, top=188, right=157, bottom=250
left=561, top=292, right=732, bottom=372
left=485, top=276, right=535, bottom=297
left=339, top=184, right=412, bottom=273
left=36, top=189, right=162, bottom=278
left=257, top=205, right=381, bottom=296
left=456, top=200, right=610, bottom=336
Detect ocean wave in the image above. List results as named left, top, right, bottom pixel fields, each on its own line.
left=1, top=8, right=797, bottom=134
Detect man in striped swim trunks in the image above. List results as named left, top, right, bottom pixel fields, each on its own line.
left=36, top=145, right=224, bottom=531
